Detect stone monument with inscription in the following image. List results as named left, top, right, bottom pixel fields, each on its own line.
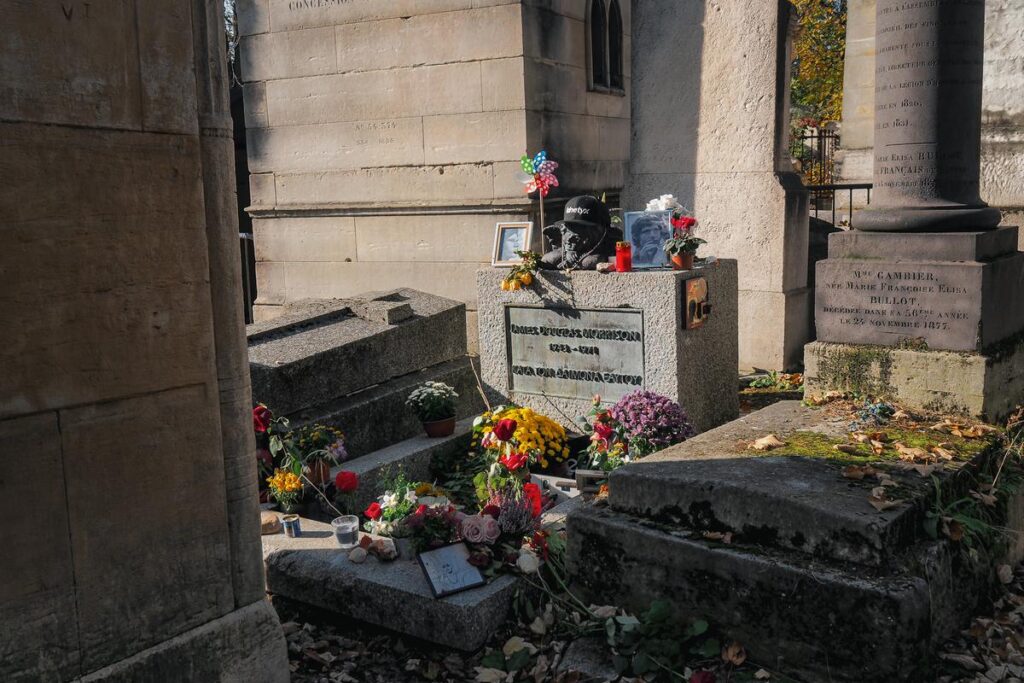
left=805, top=0, right=1024, bottom=419
left=476, top=264, right=739, bottom=434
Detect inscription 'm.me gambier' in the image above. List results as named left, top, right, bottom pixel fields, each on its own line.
left=816, top=261, right=982, bottom=350
left=506, top=306, right=644, bottom=402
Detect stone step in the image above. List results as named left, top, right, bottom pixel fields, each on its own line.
left=248, top=289, right=467, bottom=415
left=262, top=498, right=579, bottom=651
left=292, top=356, right=486, bottom=459
left=331, top=418, right=475, bottom=512
left=566, top=502, right=994, bottom=682
left=606, top=400, right=988, bottom=567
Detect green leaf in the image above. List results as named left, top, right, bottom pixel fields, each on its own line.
left=480, top=651, right=505, bottom=671
left=631, top=652, right=653, bottom=675
left=695, top=637, right=720, bottom=659
left=506, top=647, right=531, bottom=672
left=686, top=619, right=710, bottom=638
left=644, top=601, right=671, bottom=625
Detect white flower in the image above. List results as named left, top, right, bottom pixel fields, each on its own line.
left=516, top=548, right=540, bottom=574
left=404, top=489, right=418, bottom=504
left=646, top=194, right=684, bottom=212
left=380, top=492, right=398, bottom=509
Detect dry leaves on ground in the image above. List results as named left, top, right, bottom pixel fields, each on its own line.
left=750, top=434, right=786, bottom=451
left=868, top=486, right=905, bottom=512
left=721, top=641, right=747, bottom=666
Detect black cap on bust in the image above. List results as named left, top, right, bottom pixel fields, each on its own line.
left=559, top=195, right=611, bottom=229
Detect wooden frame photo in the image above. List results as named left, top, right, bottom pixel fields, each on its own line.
left=492, top=221, right=533, bottom=267
left=417, top=541, right=487, bottom=598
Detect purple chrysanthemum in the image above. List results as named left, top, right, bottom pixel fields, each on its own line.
left=610, top=390, right=695, bottom=451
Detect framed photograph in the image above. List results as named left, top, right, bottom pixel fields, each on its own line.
left=417, top=542, right=487, bottom=598
left=624, top=210, right=672, bottom=269
left=492, top=221, right=533, bottom=266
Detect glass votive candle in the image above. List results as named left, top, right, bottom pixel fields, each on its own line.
left=332, top=515, right=360, bottom=548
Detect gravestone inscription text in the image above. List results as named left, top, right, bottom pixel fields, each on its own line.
left=815, top=260, right=983, bottom=351
left=506, top=306, right=644, bottom=402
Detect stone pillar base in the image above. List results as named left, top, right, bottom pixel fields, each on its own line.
left=78, top=600, right=287, bottom=683
left=803, top=340, right=1024, bottom=421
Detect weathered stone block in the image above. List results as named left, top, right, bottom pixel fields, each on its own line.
left=294, top=357, right=485, bottom=458
left=274, top=164, right=496, bottom=206
left=815, top=249, right=1024, bottom=352
left=242, top=82, right=269, bottom=128
left=61, top=385, right=234, bottom=671
left=248, top=289, right=468, bottom=415
left=137, top=0, right=198, bottom=135
left=237, top=0, right=271, bottom=35
left=264, top=62, right=482, bottom=126
left=249, top=171, right=276, bottom=207
left=476, top=264, right=739, bottom=434
left=423, top=111, right=527, bottom=165
left=247, top=117, right=425, bottom=173
left=481, top=58, right=526, bottom=111
left=240, top=27, right=338, bottom=82
left=827, top=226, right=1019, bottom=262
left=0, top=413, right=79, bottom=682
left=354, top=213, right=528, bottom=263
left=268, top=0, right=474, bottom=32
left=254, top=216, right=357, bottom=263
left=333, top=5, right=522, bottom=74
left=804, top=339, right=1024, bottom=421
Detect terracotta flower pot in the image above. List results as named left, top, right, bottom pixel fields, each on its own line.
left=671, top=252, right=694, bottom=270
left=422, top=416, right=456, bottom=438
left=304, top=459, right=331, bottom=487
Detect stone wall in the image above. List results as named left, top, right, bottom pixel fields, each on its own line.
left=623, top=0, right=810, bottom=371
left=0, top=2, right=286, bottom=680
left=837, top=0, right=1024, bottom=224
left=237, top=0, right=630, bottom=341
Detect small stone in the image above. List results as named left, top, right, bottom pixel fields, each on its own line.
left=348, top=547, right=367, bottom=564
left=371, top=538, right=398, bottom=561
left=261, top=510, right=281, bottom=535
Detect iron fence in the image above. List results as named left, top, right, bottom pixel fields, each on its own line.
left=791, top=129, right=839, bottom=185
left=806, top=183, right=873, bottom=228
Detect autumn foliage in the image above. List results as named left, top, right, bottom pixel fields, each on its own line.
left=790, top=0, right=847, bottom=125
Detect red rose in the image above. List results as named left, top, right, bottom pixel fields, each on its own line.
left=499, top=451, right=529, bottom=472
left=415, top=505, right=427, bottom=515
left=334, top=470, right=358, bottom=493
left=671, top=215, right=697, bottom=231
left=594, top=421, right=614, bottom=440
left=252, top=405, right=272, bottom=433
left=364, top=502, right=382, bottom=520
left=492, top=418, right=518, bottom=442
left=522, top=482, right=543, bottom=517
left=689, top=672, right=715, bottom=683
left=481, top=504, right=501, bottom=519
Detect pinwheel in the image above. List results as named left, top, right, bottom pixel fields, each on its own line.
left=516, top=150, right=559, bottom=234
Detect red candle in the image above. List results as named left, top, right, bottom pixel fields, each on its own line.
left=615, top=242, right=632, bottom=272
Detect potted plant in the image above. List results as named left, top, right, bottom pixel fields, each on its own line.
left=406, top=382, right=460, bottom=437
left=266, top=468, right=304, bottom=514
left=662, top=214, right=706, bottom=270
left=291, top=423, right=347, bottom=486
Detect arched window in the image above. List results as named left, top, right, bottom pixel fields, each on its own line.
left=608, top=0, right=624, bottom=90
left=589, top=0, right=608, bottom=89
left=588, top=0, right=624, bottom=93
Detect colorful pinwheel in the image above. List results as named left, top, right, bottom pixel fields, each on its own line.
left=518, top=150, right=559, bottom=198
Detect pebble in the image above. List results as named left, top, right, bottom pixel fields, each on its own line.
left=348, top=547, right=367, bottom=564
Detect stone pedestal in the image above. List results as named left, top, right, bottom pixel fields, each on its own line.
left=807, top=227, right=1024, bottom=419
left=476, top=263, right=739, bottom=434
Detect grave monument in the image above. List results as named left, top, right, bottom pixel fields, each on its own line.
left=806, top=0, right=1024, bottom=419
left=476, top=262, right=739, bottom=434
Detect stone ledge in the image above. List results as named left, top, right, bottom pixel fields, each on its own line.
left=76, top=600, right=288, bottom=683
left=827, top=226, right=1018, bottom=262
left=566, top=502, right=992, bottom=682
left=804, top=339, right=1024, bottom=421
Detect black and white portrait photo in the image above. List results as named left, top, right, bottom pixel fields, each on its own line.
left=624, top=211, right=672, bottom=268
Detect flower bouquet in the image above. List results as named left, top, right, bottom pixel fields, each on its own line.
left=406, top=381, right=459, bottom=437
left=266, top=468, right=303, bottom=513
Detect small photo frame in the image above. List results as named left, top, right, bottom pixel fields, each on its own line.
left=417, top=542, right=487, bottom=598
left=624, top=211, right=672, bottom=269
left=492, top=221, right=533, bottom=266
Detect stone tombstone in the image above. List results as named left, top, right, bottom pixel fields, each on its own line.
left=477, top=265, right=739, bottom=435
left=858, top=0, right=1000, bottom=231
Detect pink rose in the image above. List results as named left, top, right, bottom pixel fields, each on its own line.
left=460, top=515, right=486, bottom=544
left=481, top=516, right=501, bottom=544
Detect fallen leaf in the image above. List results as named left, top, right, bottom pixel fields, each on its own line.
left=503, top=636, right=536, bottom=657
left=852, top=433, right=870, bottom=444
left=868, top=488, right=905, bottom=512
left=878, top=474, right=900, bottom=487
left=910, top=463, right=941, bottom=477
left=833, top=444, right=858, bottom=454
left=750, top=434, right=786, bottom=451
left=871, top=440, right=887, bottom=455
left=474, top=667, right=508, bottom=683
left=529, top=617, right=547, bottom=635
left=754, top=670, right=772, bottom=680
left=589, top=605, right=617, bottom=619
left=999, top=564, right=1014, bottom=584
left=938, top=653, right=984, bottom=671
left=931, top=445, right=956, bottom=460
left=721, top=641, right=747, bottom=666
left=869, top=432, right=890, bottom=443
left=931, top=420, right=955, bottom=433
left=892, top=410, right=910, bottom=420
left=943, top=518, right=965, bottom=542
left=703, top=531, right=734, bottom=544
left=894, top=442, right=930, bottom=461
left=842, top=465, right=877, bottom=480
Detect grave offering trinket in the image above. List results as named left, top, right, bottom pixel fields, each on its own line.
left=615, top=241, right=632, bottom=272
left=282, top=514, right=301, bottom=538
left=540, top=196, right=621, bottom=271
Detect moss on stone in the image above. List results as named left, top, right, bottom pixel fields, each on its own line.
left=813, top=344, right=895, bottom=398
